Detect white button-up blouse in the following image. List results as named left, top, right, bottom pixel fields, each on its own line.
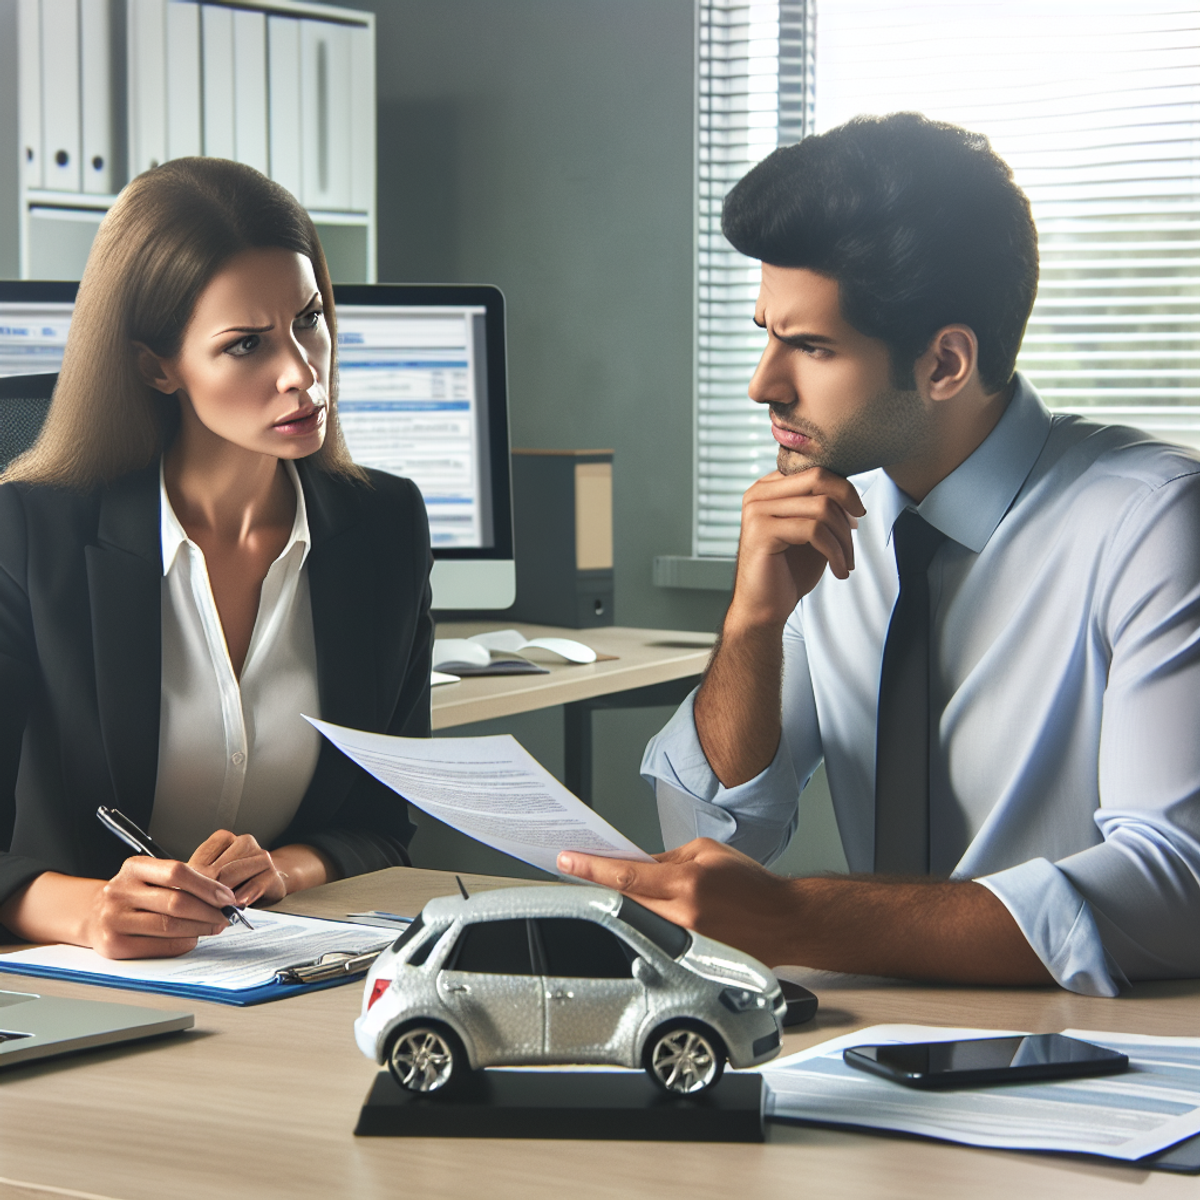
left=149, top=461, right=322, bottom=860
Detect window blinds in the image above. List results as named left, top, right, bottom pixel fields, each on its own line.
left=696, top=0, right=1200, bottom=558
left=697, top=0, right=815, bottom=556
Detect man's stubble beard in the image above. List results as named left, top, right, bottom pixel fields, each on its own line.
left=774, top=383, right=932, bottom=479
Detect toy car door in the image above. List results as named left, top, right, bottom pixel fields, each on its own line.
left=535, top=917, right=647, bottom=1065
left=436, top=918, right=544, bottom=1065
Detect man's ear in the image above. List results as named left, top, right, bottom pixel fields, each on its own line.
left=915, top=326, right=978, bottom=402
left=133, top=342, right=180, bottom=396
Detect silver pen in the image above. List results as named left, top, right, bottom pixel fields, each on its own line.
left=96, top=805, right=254, bottom=930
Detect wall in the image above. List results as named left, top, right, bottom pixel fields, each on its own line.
left=351, top=0, right=723, bottom=631
left=341, top=0, right=845, bottom=879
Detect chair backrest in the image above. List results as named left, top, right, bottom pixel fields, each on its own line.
left=0, top=373, right=56, bottom=472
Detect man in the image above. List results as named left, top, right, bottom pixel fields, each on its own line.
left=559, top=113, right=1200, bottom=997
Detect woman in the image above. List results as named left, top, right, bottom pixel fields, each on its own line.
left=0, top=159, right=432, bottom=959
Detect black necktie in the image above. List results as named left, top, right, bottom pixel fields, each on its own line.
left=874, top=508, right=948, bottom=874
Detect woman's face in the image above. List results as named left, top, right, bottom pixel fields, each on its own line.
left=143, top=246, right=331, bottom=461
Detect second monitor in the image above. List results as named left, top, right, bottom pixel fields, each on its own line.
left=334, top=284, right=515, bottom=613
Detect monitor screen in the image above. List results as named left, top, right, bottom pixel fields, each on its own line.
left=0, top=284, right=73, bottom=376
left=0, top=281, right=515, bottom=610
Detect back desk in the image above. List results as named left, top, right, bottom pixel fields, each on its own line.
left=1, top=866, right=1197, bottom=1200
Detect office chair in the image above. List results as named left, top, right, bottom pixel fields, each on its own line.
left=0, top=373, right=56, bottom=471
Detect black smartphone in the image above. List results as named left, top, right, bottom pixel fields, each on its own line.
left=843, top=1033, right=1128, bottom=1089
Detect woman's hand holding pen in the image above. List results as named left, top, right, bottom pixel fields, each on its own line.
left=189, top=830, right=289, bottom=908
left=85, top=857, right=239, bottom=960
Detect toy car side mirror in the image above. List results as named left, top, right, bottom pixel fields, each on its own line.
left=632, top=957, right=659, bottom=985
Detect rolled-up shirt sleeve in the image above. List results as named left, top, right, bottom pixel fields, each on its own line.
left=981, top=471, right=1200, bottom=996
left=641, top=617, right=821, bottom=866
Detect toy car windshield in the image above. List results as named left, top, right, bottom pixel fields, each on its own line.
left=617, top=896, right=691, bottom=959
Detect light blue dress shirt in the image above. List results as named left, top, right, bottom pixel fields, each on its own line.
left=644, top=376, right=1200, bottom=997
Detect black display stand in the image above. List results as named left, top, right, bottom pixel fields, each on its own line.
left=354, top=1069, right=765, bottom=1142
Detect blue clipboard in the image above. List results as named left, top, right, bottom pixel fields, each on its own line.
left=0, top=959, right=364, bottom=1006
left=0, top=915, right=405, bottom=1006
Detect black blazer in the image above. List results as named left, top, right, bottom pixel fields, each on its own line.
left=0, top=459, right=433, bottom=907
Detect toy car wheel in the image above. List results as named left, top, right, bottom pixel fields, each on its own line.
left=387, top=1023, right=464, bottom=1094
left=644, top=1021, right=726, bottom=1094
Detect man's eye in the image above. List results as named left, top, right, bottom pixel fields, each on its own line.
left=226, top=334, right=260, bottom=357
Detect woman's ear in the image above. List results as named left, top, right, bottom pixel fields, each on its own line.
left=915, top=325, right=978, bottom=402
left=133, top=342, right=179, bottom=396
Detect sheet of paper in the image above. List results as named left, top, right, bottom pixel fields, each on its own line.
left=0, top=910, right=391, bottom=992
left=307, top=718, right=655, bottom=875
left=763, top=1024, right=1200, bottom=1161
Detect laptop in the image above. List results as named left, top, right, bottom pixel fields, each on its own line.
left=0, top=988, right=193, bottom=1068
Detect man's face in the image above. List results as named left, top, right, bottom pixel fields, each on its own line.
left=750, top=265, right=933, bottom=478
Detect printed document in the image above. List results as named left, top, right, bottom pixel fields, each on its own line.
left=0, top=910, right=390, bottom=992
left=764, top=1024, right=1200, bottom=1161
left=307, top=718, right=654, bottom=875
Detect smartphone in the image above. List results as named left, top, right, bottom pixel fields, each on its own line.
left=843, top=1033, right=1129, bottom=1089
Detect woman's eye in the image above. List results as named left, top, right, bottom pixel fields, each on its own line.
left=226, top=334, right=260, bottom=357
left=297, top=310, right=323, bottom=331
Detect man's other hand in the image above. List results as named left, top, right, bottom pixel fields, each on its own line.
left=558, top=839, right=1054, bottom=987
left=557, top=839, right=796, bottom=967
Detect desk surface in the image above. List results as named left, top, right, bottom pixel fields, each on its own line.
left=431, top=623, right=716, bottom=729
left=2, top=867, right=1198, bottom=1200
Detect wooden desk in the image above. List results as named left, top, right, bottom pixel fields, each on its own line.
left=2, top=867, right=1198, bottom=1200
left=431, top=623, right=715, bottom=729
left=432, top=624, right=716, bottom=801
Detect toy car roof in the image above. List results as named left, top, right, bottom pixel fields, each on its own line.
left=420, top=884, right=624, bottom=926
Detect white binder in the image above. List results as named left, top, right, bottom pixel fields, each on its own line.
left=128, top=0, right=167, bottom=176
left=267, top=15, right=303, bottom=199
left=79, top=0, right=114, bottom=194
left=201, top=3, right=235, bottom=160
left=348, top=22, right=374, bottom=214
left=40, top=0, right=81, bottom=191
left=165, top=0, right=201, bottom=161
left=232, top=7, right=268, bottom=173
left=300, top=19, right=351, bottom=211
left=18, top=0, right=43, bottom=190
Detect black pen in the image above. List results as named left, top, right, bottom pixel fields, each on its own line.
left=96, top=806, right=254, bottom=930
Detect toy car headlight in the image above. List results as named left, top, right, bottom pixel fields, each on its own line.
left=719, top=986, right=769, bottom=1013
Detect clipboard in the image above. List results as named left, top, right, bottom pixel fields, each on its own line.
left=0, top=948, right=389, bottom=1006
left=0, top=911, right=404, bottom=1007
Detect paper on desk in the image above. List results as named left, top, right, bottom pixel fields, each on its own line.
left=306, top=717, right=655, bottom=875
left=763, top=1024, right=1200, bottom=1161
left=0, top=910, right=391, bottom=992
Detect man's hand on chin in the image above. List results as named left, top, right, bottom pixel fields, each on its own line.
left=557, top=838, right=798, bottom=967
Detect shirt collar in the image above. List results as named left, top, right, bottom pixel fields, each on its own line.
left=868, top=372, right=1053, bottom=554
left=159, top=459, right=312, bottom=576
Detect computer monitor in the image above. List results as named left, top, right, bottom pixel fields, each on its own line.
left=0, top=281, right=516, bottom=611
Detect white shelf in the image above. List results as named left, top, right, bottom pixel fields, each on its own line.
left=6, top=0, right=376, bottom=283
left=25, top=190, right=122, bottom=209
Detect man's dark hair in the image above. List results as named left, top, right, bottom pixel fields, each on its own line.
left=722, top=113, right=1038, bottom=393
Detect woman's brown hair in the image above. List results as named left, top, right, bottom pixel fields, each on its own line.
left=2, top=157, right=367, bottom=488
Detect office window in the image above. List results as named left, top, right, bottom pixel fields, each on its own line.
left=697, top=0, right=815, bottom=557
left=695, top=0, right=1200, bottom=558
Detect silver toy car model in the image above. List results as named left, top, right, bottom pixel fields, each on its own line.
left=355, top=884, right=785, bottom=1095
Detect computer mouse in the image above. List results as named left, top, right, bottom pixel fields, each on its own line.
left=524, top=636, right=597, bottom=663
